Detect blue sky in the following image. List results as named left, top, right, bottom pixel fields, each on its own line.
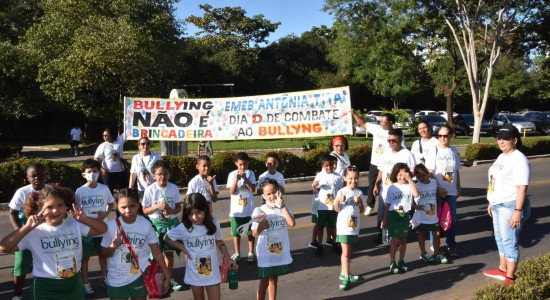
left=175, top=0, right=334, bottom=43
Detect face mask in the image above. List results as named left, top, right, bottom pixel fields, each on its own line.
left=85, top=172, right=100, bottom=183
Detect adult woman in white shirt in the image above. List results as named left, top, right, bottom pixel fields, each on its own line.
left=410, top=120, right=438, bottom=168
left=94, top=128, right=126, bottom=193
left=128, top=137, right=161, bottom=197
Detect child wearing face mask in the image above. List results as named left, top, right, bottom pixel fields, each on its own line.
left=75, top=158, right=114, bottom=294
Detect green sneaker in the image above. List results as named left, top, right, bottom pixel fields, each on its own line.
left=398, top=260, right=408, bottom=272
left=420, top=252, right=436, bottom=263
left=389, top=262, right=399, bottom=274
left=338, top=273, right=359, bottom=282
left=436, top=254, right=448, bottom=264
left=338, top=277, right=350, bottom=291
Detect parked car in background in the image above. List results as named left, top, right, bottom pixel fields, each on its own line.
left=354, top=115, right=378, bottom=136
left=453, top=114, right=493, bottom=136
left=368, top=110, right=383, bottom=121
left=491, top=114, right=536, bottom=135
left=522, top=111, right=550, bottom=135
left=416, top=115, right=448, bottom=134
left=402, top=109, right=415, bottom=119
left=415, top=110, right=438, bottom=117
left=437, top=111, right=459, bottom=121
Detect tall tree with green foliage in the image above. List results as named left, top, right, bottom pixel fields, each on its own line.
left=22, top=0, right=181, bottom=122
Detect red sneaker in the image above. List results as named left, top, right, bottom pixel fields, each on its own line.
left=483, top=269, right=506, bottom=281
left=503, top=277, right=515, bottom=285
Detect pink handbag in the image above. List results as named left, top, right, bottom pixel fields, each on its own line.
left=438, top=199, right=452, bottom=231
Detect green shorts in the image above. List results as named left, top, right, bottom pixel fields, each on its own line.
left=388, top=210, right=410, bottom=238
left=33, top=272, right=84, bottom=300
left=311, top=214, right=317, bottom=223
left=107, top=275, right=147, bottom=298
left=230, top=216, right=252, bottom=237
left=316, top=210, right=337, bottom=230
left=336, top=235, right=359, bottom=245
left=82, top=237, right=103, bottom=259
left=13, top=249, right=33, bottom=276
left=258, top=264, right=290, bottom=278
left=151, top=217, right=180, bottom=253
left=416, top=223, right=440, bottom=232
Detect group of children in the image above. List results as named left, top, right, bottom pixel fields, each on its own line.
left=1, top=137, right=452, bottom=299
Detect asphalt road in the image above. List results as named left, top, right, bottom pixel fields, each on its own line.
left=1, top=157, right=549, bottom=300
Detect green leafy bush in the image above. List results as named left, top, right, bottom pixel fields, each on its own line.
left=161, top=155, right=198, bottom=187
left=256, top=151, right=306, bottom=178
left=464, top=143, right=501, bottom=161
left=210, top=152, right=238, bottom=185
left=348, top=144, right=372, bottom=172
left=0, top=143, right=22, bottom=161
left=302, top=146, right=331, bottom=172
left=0, top=158, right=81, bottom=203
left=474, top=253, right=550, bottom=299
left=522, top=139, right=550, bottom=156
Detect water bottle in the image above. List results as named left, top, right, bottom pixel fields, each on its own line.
left=228, top=269, right=238, bottom=290
left=220, top=257, right=229, bottom=283
left=382, top=228, right=390, bottom=244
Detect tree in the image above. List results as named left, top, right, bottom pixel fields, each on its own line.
left=429, top=0, right=547, bottom=143
left=490, top=55, right=533, bottom=110
left=22, top=0, right=181, bottom=121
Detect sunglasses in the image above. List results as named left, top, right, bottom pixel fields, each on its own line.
left=140, top=142, right=150, bottom=145
left=387, top=139, right=398, bottom=143
left=437, top=134, right=450, bottom=138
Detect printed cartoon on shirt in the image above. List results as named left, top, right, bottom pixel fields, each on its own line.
left=185, top=233, right=216, bottom=276
left=319, top=178, right=336, bottom=205
left=195, top=255, right=212, bottom=276
left=418, top=189, right=437, bottom=216
left=390, top=190, right=412, bottom=212
left=40, top=231, right=80, bottom=278
left=266, top=215, right=286, bottom=256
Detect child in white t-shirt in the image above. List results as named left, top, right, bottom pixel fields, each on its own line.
left=142, top=160, right=183, bottom=291
left=252, top=179, right=295, bottom=300
left=412, top=164, right=448, bottom=264
left=381, top=163, right=420, bottom=274
left=256, top=152, right=286, bottom=204
left=334, top=166, right=365, bottom=291
left=0, top=186, right=107, bottom=300
left=187, top=155, right=219, bottom=212
left=75, top=159, right=114, bottom=294
left=164, top=193, right=238, bottom=300
left=101, top=188, right=171, bottom=299
left=227, top=152, right=257, bottom=263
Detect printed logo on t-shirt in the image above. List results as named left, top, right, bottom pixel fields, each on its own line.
left=80, top=195, right=106, bottom=216
left=195, top=253, right=212, bottom=276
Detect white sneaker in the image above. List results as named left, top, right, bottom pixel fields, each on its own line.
left=364, top=206, right=373, bottom=216
left=12, top=296, right=22, bottom=300
left=171, top=279, right=182, bottom=291
left=83, top=283, right=95, bottom=295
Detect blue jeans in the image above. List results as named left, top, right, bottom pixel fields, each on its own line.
left=492, top=199, right=530, bottom=262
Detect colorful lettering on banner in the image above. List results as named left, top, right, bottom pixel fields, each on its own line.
left=124, top=87, right=353, bottom=141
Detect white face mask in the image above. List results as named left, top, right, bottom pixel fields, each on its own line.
left=85, top=172, right=100, bottom=183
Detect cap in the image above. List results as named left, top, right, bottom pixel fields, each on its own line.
left=497, top=124, right=518, bottom=139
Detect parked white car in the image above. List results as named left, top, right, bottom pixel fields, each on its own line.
left=367, top=110, right=383, bottom=121
left=437, top=111, right=459, bottom=120
left=354, top=115, right=378, bottom=136
left=491, top=114, right=536, bottom=135
left=415, top=110, right=438, bottom=117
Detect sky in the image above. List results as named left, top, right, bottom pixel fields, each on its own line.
left=175, top=0, right=335, bottom=43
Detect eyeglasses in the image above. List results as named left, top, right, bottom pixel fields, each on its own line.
left=387, top=139, right=398, bottom=143
left=140, top=142, right=150, bottom=145
left=437, top=134, right=450, bottom=138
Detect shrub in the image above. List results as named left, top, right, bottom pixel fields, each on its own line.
left=302, top=146, right=331, bottom=172
left=347, top=144, right=371, bottom=172
left=0, top=143, right=22, bottom=161
left=0, top=158, right=81, bottom=203
left=522, top=139, right=550, bottom=156
left=161, top=155, right=197, bottom=187
left=210, top=152, right=238, bottom=185
left=464, top=143, right=501, bottom=161
left=256, top=151, right=306, bottom=178
left=474, top=253, right=550, bottom=299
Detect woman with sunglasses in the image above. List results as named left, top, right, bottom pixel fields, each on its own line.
left=128, top=137, right=161, bottom=197
left=432, top=125, right=461, bottom=257
left=94, top=128, right=127, bottom=193
left=483, top=124, right=530, bottom=285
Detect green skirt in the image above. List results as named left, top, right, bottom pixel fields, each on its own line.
left=387, top=210, right=410, bottom=238
left=33, top=272, right=84, bottom=300
left=258, top=264, right=290, bottom=278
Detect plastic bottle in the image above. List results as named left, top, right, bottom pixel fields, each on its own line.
left=228, top=269, right=238, bottom=290
left=220, top=257, right=229, bottom=283
left=382, top=228, right=390, bottom=244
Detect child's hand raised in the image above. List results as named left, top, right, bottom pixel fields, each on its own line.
left=27, top=208, right=49, bottom=228
left=206, top=175, right=216, bottom=184
left=110, top=229, right=122, bottom=249
left=70, top=203, right=87, bottom=221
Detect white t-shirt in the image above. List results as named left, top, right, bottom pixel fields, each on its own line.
left=75, top=183, right=114, bottom=218
left=378, top=148, right=416, bottom=201
left=336, top=187, right=365, bottom=236
left=166, top=219, right=223, bottom=286
left=330, top=152, right=351, bottom=176
left=366, top=123, right=407, bottom=166
left=101, top=216, right=158, bottom=287
left=226, top=170, right=256, bottom=217
left=70, top=127, right=82, bottom=141
left=130, top=152, right=161, bottom=192
left=256, top=171, right=286, bottom=192
left=410, top=137, right=438, bottom=169
left=9, top=184, right=51, bottom=212
left=384, top=183, right=416, bottom=212
left=312, top=171, right=343, bottom=211
left=251, top=205, right=293, bottom=268
left=94, top=134, right=125, bottom=172
left=187, top=174, right=219, bottom=204
left=143, top=182, right=182, bottom=220
left=433, top=146, right=461, bottom=196
left=487, top=150, right=530, bottom=205
left=414, top=179, right=439, bottom=224
left=18, top=218, right=90, bottom=279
